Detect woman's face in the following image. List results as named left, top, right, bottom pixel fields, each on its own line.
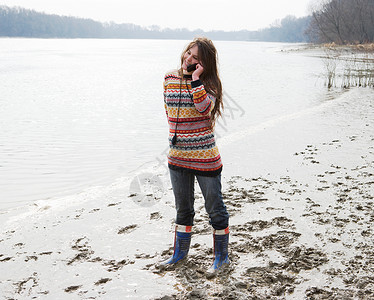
left=182, top=45, right=199, bottom=71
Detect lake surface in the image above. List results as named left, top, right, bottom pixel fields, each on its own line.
left=0, top=38, right=332, bottom=210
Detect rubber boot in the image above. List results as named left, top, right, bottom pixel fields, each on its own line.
left=160, top=225, right=192, bottom=265
left=207, top=227, right=229, bottom=276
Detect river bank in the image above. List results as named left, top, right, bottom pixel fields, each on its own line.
left=0, top=87, right=373, bottom=299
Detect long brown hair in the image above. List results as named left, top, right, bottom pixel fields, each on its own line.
left=179, top=37, right=223, bottom=128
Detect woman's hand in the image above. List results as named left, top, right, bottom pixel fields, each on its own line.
left=192, top=63, right=204, bottom=81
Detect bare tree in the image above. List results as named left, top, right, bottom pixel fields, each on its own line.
left=307, top=0, right=374, bottom=44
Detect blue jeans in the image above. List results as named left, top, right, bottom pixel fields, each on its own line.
left=169, top=168, right=229, bottom=230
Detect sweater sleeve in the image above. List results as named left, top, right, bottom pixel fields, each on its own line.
left=163, top=77, right=169, bottom=118
left=191, top=79, right=215, bottom=115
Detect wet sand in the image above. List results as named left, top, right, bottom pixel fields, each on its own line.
left=0, top=88, right=373, bottom=299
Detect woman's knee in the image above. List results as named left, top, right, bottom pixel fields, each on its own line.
left=209, top=210, right=229, bottom=230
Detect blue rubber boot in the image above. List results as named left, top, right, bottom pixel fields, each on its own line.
left=160, top=225, right=192, bottom=265
left=207, top=227, right=230, bottom=275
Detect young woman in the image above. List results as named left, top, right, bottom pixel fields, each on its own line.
left=161, top=37, right=229, bottom=272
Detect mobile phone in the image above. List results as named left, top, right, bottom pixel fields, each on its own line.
left=187, top=63, right=197, bottom=72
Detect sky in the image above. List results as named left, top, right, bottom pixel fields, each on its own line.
left=0, top=0, right=313, bottom=31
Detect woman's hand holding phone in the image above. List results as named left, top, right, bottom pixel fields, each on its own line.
left=192, top=63, right=204, bottom=81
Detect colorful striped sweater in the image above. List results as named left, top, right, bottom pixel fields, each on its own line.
left=163, top=69, right=222, bottom=176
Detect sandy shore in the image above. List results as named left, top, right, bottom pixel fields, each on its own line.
left=0, top=88, right=373, bottom=299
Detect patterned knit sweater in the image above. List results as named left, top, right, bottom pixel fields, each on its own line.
left=163, top=69, right=222, bottom=176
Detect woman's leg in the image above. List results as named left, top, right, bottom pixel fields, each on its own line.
left=196, top=174, right=230, bottom=273
left=169, top=168, right=196, bottom=226
left=159, top=169, right=195, bottom=266
left=196, top=174, right=229, bottom=230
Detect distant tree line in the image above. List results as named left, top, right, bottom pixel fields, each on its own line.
left=0, top=6, right=104, bottom=38
left=0, top=5, right=311, bottom=42
left=307, top=0, right=374, bottom=44
left=258, top=15, right=311, bottom=42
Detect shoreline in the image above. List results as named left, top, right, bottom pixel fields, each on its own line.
left=283, top=42, right=374, bottom=53
left=0, top=88, right=373, bottom=299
